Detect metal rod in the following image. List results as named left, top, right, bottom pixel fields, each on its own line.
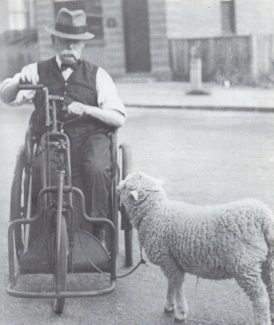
left=7, top=280, right=116, bottom=298
left=51, top=100, right=57, bottom=133
left=43, top=87, right=50, bottom=128
left=55, top=171, right=65, bottom=294
left=8, top=223, right=15, bottom=285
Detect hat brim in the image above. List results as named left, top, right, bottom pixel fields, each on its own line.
left=45, top=26, right=95, bottom=40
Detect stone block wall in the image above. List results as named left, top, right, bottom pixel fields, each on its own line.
left=34, top=0, right=171, bottom=79
left=148, top=0, right=171, bottom=79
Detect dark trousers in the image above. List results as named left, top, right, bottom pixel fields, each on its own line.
left=70, top=129, right=112, bottom=234
left=31, top=125, right=112, bottom=238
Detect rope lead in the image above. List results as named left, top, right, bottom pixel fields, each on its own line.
left=112, top=245, right=148, bottom=279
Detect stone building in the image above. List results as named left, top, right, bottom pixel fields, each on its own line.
left=166, top=0, right=274, bottom=82
left=166, top=0, right=274, bottom=38
left=34, top=0, right=170, bottom=79
left=1, top=0, right=273, bottom=82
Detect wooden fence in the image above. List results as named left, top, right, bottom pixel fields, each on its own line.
left=169, top=35, right=254, bottom=83
left=0, top=29, right=38, bottom=80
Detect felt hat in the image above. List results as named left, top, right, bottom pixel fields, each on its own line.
left=45, top=7, right=94, bottom=40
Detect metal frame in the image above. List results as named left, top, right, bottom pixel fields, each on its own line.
left=7, top=185, right=117, bottom=299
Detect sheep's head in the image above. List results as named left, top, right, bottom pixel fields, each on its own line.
left=117, top=172, right=166, bottom=225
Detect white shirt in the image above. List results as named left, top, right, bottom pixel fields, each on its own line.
left=0, top=56, right=126, bottom=116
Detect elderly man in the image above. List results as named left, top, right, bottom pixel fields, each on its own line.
left=0, top=8, right=126, bottom=243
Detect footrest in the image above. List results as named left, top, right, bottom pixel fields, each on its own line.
left=18, top=230, right=111, bottom=274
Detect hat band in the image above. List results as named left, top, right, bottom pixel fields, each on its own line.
left=55, top=23, right=88, bottom=35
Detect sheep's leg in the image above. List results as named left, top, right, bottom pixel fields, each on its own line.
left=236, top=273, right=271, bottom=325
left=164, top=276, right=188, bottom=322
left=164, top=278, right=176, bottom=314
left=161, top=258, right=187, bottom=322
left=262, top=253, right=274, bottom=324
left=174, top=277, right=188, bottom=322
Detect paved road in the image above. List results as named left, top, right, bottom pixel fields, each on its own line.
left=1, top=105, right=274, bottom=325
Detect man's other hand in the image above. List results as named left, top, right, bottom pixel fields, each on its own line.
left=67, top=101, right=87, bottom=115
left=19, top=65, right=39, bottom=84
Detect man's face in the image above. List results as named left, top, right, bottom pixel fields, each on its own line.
left=52, top=36, right=85, bottom=64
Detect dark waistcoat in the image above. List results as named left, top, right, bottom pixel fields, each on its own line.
left=30, top=57, right=111, bottom=139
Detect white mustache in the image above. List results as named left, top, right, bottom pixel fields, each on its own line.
left=61, top=52, right=79, bottom=62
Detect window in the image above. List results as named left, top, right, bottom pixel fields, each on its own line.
left=8, top=0, right=28, bottom=30
left=221, top=0, right=235, bottom=34
left=7, top=0, right=35, bottom=30
left=54, top=0, right=104, bottom=40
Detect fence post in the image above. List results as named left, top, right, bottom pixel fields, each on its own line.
left=250, top=34, right=258, bottom=82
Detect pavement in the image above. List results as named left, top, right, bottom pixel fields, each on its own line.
left=116, top=81, right=274, bottom=112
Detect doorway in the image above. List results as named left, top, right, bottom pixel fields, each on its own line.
left=123, top=0, right=151, bottom=73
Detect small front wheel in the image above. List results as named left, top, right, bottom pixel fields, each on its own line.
left=53, top=214, right=68, bottom=314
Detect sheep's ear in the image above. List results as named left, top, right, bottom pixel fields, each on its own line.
left=130, top=190, right=139, bottom=201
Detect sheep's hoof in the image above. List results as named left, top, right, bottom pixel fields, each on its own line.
left=164, top=305, right=174, bottom=314
left=174, top=312, right=187, bottom=323
left=174, top=316, right=186, bottom=323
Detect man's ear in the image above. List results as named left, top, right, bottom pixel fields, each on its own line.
left=130, top=190, right=139, bottom=201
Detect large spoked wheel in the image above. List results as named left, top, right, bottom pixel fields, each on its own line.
left=53, top=214, right=68, bottom=314
left=10, top=146, right=30, bottom=262
left=119, top=143, right=133, bottom=267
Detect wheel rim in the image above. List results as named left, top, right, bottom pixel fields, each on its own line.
left=53, top=215, right=68, bottom=314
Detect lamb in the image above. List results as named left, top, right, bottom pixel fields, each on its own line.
left=117, top=172, right=274, bottom=325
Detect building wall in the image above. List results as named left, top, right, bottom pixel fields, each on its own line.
left=35, top=0, right=171, bottom=78
left=0, top=1, right=9, bottom=33
left=235, top=0, right=274, bottom=35
left=88, top=0, right=171, bottom=78
left=166, top=0, right=221, bottom=39
left=99, top=0, right=126, bottom=75
left=35, top=0, right=55, bottom=59
left=103, top=0, right=171, bottom=78
left=148, top=0, right=171, bottom=78
left=166, top=0, right=274, bottom=39
left=166, top=0, right=274, bottom=81
left=35, top=0, right=126, bottom=75
left=0, top=0, right=36, bottom=33
left=234, top=0, right=274, bottom=78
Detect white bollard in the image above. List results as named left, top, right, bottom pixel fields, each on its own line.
left=190, top=57, right=202, bottom=91
left=187, top=44, right=210, bottom=95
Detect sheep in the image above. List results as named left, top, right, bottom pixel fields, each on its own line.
left=118, top=172, right=274, bottom=325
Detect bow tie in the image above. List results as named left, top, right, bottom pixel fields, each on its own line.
left=60, top=62, right=78, bottom=71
